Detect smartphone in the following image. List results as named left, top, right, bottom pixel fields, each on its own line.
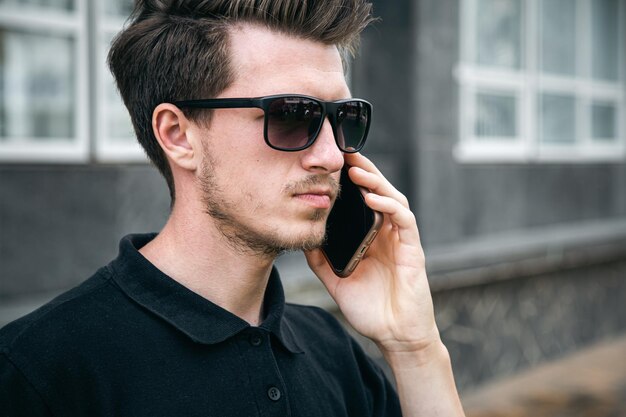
left=321, top=166, right=383, bottom=277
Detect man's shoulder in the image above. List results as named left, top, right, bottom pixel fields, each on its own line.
left=0, top=266, right=118, bottom=354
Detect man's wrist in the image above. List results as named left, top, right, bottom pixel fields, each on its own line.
left=378, top=337, right=450, bottom=371
left=379, top=338, right=466, bottom=417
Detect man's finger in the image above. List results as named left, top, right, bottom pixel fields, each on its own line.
left=364, top=193, right=421, bottom=246
left=344, top=152, right=385, bottom=176
left=349, top=166, right=410, bottom=209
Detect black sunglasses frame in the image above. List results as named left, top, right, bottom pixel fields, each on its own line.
left=173, top=94, right=372, bottom=153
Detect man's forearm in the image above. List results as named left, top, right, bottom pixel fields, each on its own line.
left=381, top=340, right=466, bottom=417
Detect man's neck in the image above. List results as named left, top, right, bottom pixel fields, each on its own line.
left=138, top=204, right=275, bottom=326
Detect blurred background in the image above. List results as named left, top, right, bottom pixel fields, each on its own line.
left=1, top=0, right=625, bottom=415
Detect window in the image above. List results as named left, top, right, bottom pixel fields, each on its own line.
left=0, top=0, right=88, bottom=161
left=457, top=0, right=625, bottom=162
left=0, top=0, right=144, bottom=163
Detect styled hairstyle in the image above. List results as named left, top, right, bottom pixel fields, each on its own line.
left=108, top=0, right=375, bottom=204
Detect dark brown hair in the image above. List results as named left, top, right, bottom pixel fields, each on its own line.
left=107, top=0, right=375, bottom=204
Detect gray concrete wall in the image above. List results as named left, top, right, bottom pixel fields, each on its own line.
left=0, top=165, right=169, bottom=298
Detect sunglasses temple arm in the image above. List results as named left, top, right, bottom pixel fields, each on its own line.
left=172, top=98, right=260, bottom=109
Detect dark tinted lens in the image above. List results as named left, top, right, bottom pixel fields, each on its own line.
left=266, top=97, right=323, bottom=150
left=336, top=101, right=369, bottom=152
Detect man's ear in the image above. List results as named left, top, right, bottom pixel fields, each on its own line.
left=152, top=103, right=198, bottom=171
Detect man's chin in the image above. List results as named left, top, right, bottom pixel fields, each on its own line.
left=278, top=230, right=326, bottom=252
left=207, top=203, right=327, bottom=257
left=274, top=219, right=327, bottom=251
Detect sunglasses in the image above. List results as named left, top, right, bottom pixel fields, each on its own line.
left=173, top=94, right=372, bottom=153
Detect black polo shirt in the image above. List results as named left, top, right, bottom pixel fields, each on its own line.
left=1, top=234, right=401, bottom=416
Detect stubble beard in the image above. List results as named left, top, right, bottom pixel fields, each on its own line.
left=198, top=155, right=337, bottom=259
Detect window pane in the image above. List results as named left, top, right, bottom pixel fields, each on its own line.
left=475, top=92, right=517, bottom=138
left=592, top=102, right=617, bottom=141
left=540, top=94, right=576, bottom=144
left=0, top=30, right=75, bottom=141
left=105, top=0, right=134, bottom=17
left=540, top=0, right=577, bottom=76
left=592, top=0, right=620, bottom=81
left=476, top=0, right=522, bottom=69
left=0, top=0, right=74, bottom=11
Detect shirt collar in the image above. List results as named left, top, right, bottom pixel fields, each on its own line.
left=108, top=233, right=304, bottom=354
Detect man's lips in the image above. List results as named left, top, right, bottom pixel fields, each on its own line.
left=293, top=189, right=334, bottom=209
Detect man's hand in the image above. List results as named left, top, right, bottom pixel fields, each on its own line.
left=305, top=152, right=438, bottom=353
left=304, top=152, right=466, bottom=416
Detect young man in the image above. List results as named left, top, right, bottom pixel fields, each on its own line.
left=1, top=1, right=465, bottom=416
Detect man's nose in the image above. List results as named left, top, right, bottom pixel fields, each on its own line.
left=300, top=118, right=344, bottom=173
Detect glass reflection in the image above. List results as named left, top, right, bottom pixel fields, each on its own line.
left=540, top=94, right=576, bottom=144
left=475, top=93, right=517, bottom=139
left=592, top=0, right=620, bottom=81
left=540, top=0, right=577, bottom=76
left=592, top=102, right=616, bottom=141
left=0, top=29, right=74, bottom=140
left=476, top=0, right=522, bottom=69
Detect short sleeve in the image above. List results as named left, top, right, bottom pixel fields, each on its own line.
left=0, top=353, right=52, bottom=417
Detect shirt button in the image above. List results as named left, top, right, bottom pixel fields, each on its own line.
left=267, top=386, right=281, bottom=401
left=249, top=334, right=262, bottom=346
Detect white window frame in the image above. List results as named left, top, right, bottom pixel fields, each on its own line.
left=94, top=2, right=146, bottom=162
left=455, top=0, right=626, bottom=163
left=0, top=1, right=89, bottom=163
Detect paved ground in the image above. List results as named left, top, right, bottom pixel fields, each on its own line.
left=461, top=334, right=626, bottom=417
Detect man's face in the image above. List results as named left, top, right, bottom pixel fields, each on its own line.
left=193, top=24, right=348, bottom=256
